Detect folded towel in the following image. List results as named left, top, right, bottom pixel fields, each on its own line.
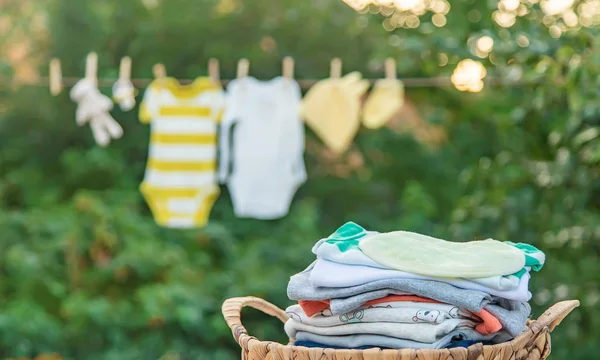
left=312, top=222, right=541, bottom=282
left=288, top=268, right=530, bottom=336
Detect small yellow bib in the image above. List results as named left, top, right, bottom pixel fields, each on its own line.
left=362, top=79, right=404, bottom=129
left=301, top=72, right=369, bottom=154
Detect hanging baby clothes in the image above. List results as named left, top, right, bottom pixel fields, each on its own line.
left=219, top=76, right=306, bottom=220
left=301, top=72, right=369, bottom=154
left=139, top=77, right=224, bottom=228
left=362, top=78, right=404, bottom=129
left=70, top=78, right=123, bottom=147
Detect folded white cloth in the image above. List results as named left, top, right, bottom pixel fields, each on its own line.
left=285, top=303, right=477, bottom=327
left=285, top=318, right=477, bottom=343
left=309, top=259, right=532, bottom=302
left=294, top=329, right=512, bottom=350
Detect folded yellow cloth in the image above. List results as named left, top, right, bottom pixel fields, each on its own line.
left=362, top=79, right=404, bottom=129
left=301, top=72, right=369, bottom=154
left=359, top=231, right=526, bottom=278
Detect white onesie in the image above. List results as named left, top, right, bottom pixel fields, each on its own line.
left=218, top=76, right=306, bottom=219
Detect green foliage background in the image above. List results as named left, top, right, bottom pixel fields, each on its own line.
left=1, top=0, right=598, bottom=359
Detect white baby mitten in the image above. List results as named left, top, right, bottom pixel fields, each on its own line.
left=112, top=79, right=137, bottom=111
left=70, top=78, right=124, bottom=147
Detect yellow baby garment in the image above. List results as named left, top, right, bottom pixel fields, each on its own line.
left=301, top=72, right=369, bottom=154
left=362, top=79, right=404, bottom=129
left=139, top=77, right=224, bottom=228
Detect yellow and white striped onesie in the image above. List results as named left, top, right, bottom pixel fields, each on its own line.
left=139, top=77, right=224, bottom=228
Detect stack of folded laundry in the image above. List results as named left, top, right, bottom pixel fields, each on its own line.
left=285, top=222, right=545, bottom=349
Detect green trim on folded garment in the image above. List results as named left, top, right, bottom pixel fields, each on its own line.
left=325, top=222, right=368, bottom=252
left=505, top=241, right=545, bottom=272
left=509, top=267, right=527, bottom=279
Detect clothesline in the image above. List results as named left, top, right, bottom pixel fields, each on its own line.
left=20, top=76, right=536, bottom=90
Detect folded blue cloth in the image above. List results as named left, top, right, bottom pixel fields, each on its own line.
left=295, top=339, right=498, bottom=350
left=294, top=340, right=387, bottom=350
left=445, top=340, right=495, bottom=349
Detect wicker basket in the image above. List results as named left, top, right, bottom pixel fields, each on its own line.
left=222, top=296, right=579, bottom=360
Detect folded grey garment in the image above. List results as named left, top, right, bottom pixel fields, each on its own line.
left=294, top=329, right=513, bottom=350
left=288, top=269, right=530, bottom=337
left=288, top=269, right=491, bottom=312
left=328, top=289, right=433, bottom=314
left=285, top=318, right=478, bottom=343
left=327, top=293, right=529, bottom=337
left=485, top=301, right=531, bottom=337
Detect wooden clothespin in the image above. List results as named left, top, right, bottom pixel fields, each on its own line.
left=119, top=56, right=132, bottom=83
left=209, top=58, right=220, bottom=83
left=330, top=57, right=342, bottom=79
left=237, top=58, right=249, bottom=79
left=49, top=58, right=63, bottom=96
left=282, top=56, right=294, bottom=80
left=385, top=58, right=397, bottom=80
left=153, top=63, right=167, bottom=79
left=85, top=52, right=98, bottom=85
left=114, top=56, right=137, bottom=111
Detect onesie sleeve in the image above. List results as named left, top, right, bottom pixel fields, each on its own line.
left=290, top=82, right=308, bottom=184
left=218, top=82, right=238, bottom=183
left=211, top=90, right=226, bottom=124
left=139, top=81, right=161, bottom=124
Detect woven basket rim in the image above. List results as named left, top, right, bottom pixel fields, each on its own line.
left=222, top=296, right=579, bottom=358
